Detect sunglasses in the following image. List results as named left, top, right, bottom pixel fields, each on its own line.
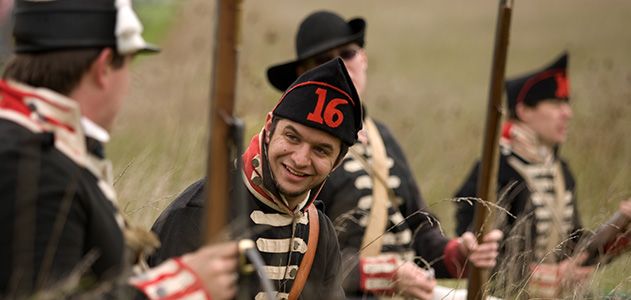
left=311, top=47, right=360, bottom=66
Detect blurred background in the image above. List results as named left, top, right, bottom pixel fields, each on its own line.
left=3, top=0, right=630, bottom=294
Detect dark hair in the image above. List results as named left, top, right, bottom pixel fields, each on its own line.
left=2, top=48, right=125, bottom=95
left=508, top=100, right=541, bottom=121
left=508, top=107, right=519, bottom=120
left=297, top=42, right=362, bottom=76
left=268, top=116, right=349, bottom=165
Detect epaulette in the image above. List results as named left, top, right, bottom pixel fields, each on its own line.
left=0, top=80, right=87, bottom=166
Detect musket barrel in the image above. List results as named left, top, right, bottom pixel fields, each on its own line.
left=467, top=1, right=513, bottom=299
left=204, top=0, right=243, bottom=243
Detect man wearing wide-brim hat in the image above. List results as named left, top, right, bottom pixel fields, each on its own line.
left=266, top=10, right=503, bottom=300
left=267, top=11, right=366, bottom=93
left=0, top=0, right=241, bottom=299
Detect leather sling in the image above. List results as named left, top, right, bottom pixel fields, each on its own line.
left=355, top=117, right=391, bottom=257
left=288, top=204, right=319, bottom=300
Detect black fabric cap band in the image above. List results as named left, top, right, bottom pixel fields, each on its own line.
left=505, top=52, right=569, bottom=114
left=13, top=0, right=118, bottom=53
left=14, top=9, right=116, bottom=53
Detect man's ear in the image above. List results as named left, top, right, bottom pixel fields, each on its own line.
left=331, top=144, right=347, bottom=171
left=331, top=156, right=344, bottom=172
left=89, top=48, right=115, bottom=89
left=264, top=113, right=274, bottom=144
left=358, top=48, right=368, bottom=70
left=515, top=102, right=529, bottom=122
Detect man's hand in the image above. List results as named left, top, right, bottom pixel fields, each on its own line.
left=459, top=229, right=502, bottom=269
left=393, top=261, right=436, bottom=300
left=182, top=241, right=239, bottom=300
left=558, top=252, right=595, bottom=286
left=528, top=253, right=595, bottom=297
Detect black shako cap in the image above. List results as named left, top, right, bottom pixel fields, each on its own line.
left=505, top=52, right=569, bottom=114
left=266, top=10, right=365, bottom=92
left=272, top=58, right=363, bottom=146
left=12, top=0, right=158, bottom=54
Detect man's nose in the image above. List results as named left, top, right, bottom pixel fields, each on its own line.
left=291, top=144, right=311, bottom=167
left=561, top=103, right=573, bottom=119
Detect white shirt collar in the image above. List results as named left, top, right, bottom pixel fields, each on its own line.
left=81, top=117, right=110, bottom=143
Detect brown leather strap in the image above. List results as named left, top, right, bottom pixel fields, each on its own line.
left=288, top=204, right=319, bottom=300
left=358, top=117, right=390, bottom=257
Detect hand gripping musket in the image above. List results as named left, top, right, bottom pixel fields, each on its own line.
left=203, top=1, right=274, bottom=299
left=581, top=210, right=631, bottom=266
left=467, top=1, right=513, bottom=299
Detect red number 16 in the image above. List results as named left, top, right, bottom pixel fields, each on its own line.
left=307, top=88, right=348, bottom=128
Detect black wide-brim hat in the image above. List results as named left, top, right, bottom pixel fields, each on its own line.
left=266, top=11, right=365, bottom=92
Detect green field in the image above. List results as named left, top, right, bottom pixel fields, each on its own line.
left=118, top=0, right=631, bottom=296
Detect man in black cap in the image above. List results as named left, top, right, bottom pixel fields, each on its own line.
left=452, top=52, right=627, bottom=298
left=148, top=58, right=362, bottom=299
left=0, top=1, right=242, bottom=299
left=266, top=11, right=503, bottom=300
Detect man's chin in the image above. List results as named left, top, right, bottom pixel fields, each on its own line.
left=277, top=185, right=312, bottom=202
left=279, top=188, right=308, bottom=199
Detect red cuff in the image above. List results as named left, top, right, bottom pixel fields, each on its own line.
left=130, top=257, right=212, bottom=300
left=527, top=263, right=560, bottom=298
left=604, top=233, right=631, bottom=256
left=443, top=239, right=468, bottom=278
left=359, top=255, right=399, bottom=294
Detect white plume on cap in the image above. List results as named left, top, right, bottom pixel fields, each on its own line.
left=115, top=0, right=148, bottom=55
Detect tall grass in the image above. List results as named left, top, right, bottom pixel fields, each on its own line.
left=114, top=0, right=631, bottom=296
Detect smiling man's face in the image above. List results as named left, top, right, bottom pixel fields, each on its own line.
left=266, top=118, right=341, bottom=209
